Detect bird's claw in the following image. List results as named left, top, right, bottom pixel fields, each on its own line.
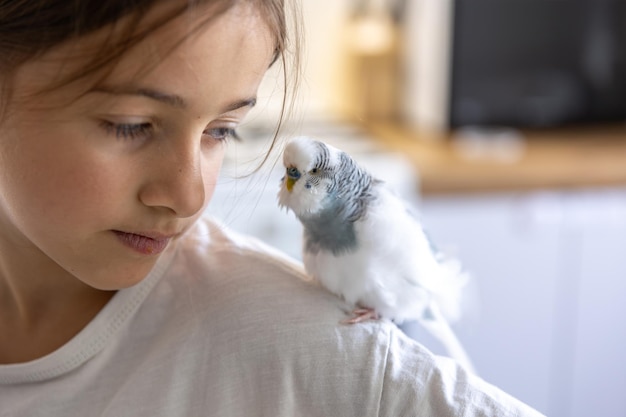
left=341, top=307, right=380, bottom=324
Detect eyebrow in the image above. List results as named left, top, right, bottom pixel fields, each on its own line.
left=92, top=86, right=257, bottom=113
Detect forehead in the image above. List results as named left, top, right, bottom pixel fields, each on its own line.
left=9, top=1, right=275, bottom=109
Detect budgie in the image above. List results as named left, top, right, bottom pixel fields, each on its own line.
left=278, top=136, right=475, bottom=373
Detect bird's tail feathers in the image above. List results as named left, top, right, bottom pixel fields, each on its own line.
left=419, top=300, right=477, bottom=375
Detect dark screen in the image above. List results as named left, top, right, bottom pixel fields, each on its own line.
left=449, top=0, right=626, bottom=128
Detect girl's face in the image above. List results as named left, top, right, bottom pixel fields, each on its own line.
left=0, top=2, right=275, bottom=290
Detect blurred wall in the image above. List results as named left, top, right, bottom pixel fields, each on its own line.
left=247, top=0, right=351, bottom=125
left=299, top=0, right=352, bottom=117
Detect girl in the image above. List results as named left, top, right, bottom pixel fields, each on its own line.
left=0, top=0, right=544, bottom=415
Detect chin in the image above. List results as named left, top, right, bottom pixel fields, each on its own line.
left=85, top=258, right=159, bottom=291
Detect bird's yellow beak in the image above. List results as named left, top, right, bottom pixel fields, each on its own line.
left=285, top=166, right=301, bottom=192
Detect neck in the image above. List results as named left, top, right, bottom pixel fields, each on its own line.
left=0, top=237, right=115, bottom=364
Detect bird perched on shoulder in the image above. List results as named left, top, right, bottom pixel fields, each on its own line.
left=278, top=136, right=474, bottom=372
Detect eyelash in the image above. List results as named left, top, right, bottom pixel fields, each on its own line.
left=101, top=121, right=153, bottom=141
left=205, top=127, right=242, bottom=142
left=100, top=122, right=242, bottom=142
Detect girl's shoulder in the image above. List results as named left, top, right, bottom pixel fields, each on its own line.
left=182, top=215, right=308, bottom=280
left=168, top=215, right=350, bottom=325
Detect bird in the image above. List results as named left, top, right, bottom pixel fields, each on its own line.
left=277, top=136, right=475, bottom=373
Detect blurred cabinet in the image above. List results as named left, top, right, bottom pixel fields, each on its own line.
left=569, top=205, right=626, bottom=417
left=413, top=188, right=626, bottom=417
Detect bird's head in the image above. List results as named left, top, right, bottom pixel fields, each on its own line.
left=277, top=136, right=341, bottom=217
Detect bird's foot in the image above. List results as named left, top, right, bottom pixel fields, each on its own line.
left=341, top=308, right=380, bottom=324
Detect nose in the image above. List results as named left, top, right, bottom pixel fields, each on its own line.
left=138, top=141, right=207, bottom=218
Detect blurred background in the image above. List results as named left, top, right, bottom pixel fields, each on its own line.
left=207, top=1, right=626, bottom=416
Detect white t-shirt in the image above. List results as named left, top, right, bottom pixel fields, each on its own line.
left=0, top=216, right=544, bottom=416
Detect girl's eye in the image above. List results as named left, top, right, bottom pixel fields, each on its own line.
left=101, top=121, right=153, bottom=141
left=204, top=127, right=241, bottom=142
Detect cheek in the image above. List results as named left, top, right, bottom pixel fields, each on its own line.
left=39, top=152, right=120, bottom=206
left=45, top=164, right=122, bottom=220
left=201, top=144, right=227, bottom=204
left=2, top=139, right=126, bottom=232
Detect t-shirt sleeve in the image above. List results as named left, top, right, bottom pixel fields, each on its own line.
left=376, top=328, right=546, bottom=417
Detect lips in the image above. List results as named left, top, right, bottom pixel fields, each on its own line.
left=113, top=230, right=173, bottom=255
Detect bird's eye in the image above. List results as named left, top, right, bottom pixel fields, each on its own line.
left=310, top=168, right=319, bottom=174
left=287, top=167, right=301, bottom=179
